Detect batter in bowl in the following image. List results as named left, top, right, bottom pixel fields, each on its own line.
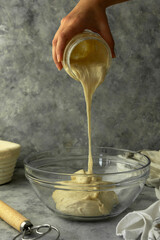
left=53, top=169, right=118, bottom=217
left=52, top=35, right=118, bottom=217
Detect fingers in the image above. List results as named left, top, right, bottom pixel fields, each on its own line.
left=56, top=30, right=70, bottom=63
left=52, top=25, right=84, bottom=71
left=52, top=32, right=63, bottom=71
left=52, top=4, right=86, bottom=71
left=52, top=26, right=75, bottom=71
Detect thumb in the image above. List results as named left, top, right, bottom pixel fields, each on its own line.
left=99, top=15, right=116, bottom=58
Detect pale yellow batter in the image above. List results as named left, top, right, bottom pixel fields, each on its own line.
left=52, top=169, right=118, bottom=216
left=52, top=36, right=118, bottom=217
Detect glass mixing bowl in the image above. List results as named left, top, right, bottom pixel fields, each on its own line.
left=24, top=147, right=150, bottom=221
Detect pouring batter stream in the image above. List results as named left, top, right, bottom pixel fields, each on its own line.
left=70, top=37, right=110, bottom=173
left=52, top=33, right=118, bottom=217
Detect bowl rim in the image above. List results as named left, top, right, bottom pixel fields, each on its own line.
left=24, top=146, right=150, bottom=177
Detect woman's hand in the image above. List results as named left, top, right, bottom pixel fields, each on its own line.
left=52, top=0, right=115, bottom=71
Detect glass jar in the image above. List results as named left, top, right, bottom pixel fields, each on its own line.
left=62, top=31, right=112, bottom=81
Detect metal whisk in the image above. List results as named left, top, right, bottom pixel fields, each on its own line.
left=0, top=201, right=60, bottom=240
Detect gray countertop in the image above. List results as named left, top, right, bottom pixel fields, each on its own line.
left=0, top=168, right=157, bottom=240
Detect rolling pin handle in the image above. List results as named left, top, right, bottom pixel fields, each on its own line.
left=0, top=200, right=31, bottom=232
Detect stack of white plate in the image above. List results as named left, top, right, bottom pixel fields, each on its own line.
left=0, top=140, right=21, bottom=185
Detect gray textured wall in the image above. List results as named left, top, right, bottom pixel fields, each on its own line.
left=0, top=0, right=160, bottom=165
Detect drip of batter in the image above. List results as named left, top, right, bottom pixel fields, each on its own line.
left=52, top=37, right=118, bottom=217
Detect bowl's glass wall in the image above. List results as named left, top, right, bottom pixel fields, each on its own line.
left=24, top=147, right=150, bottom=220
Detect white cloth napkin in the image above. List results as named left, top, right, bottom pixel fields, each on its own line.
left=141, top=150, right=160, bottom=199
left=116, top=150, right=160, bottom=240
left=116, top=200, right=160, bottom=240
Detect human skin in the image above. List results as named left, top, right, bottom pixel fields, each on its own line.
left=52, top=0, right=129, bottom=70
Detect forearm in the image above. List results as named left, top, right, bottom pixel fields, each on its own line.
left=79, top=0, right=129, bottom=8
left=103, top=0, right=129, bottom=7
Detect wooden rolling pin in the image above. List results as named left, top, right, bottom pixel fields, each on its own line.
left=0, top=200, right=32, bottom=232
